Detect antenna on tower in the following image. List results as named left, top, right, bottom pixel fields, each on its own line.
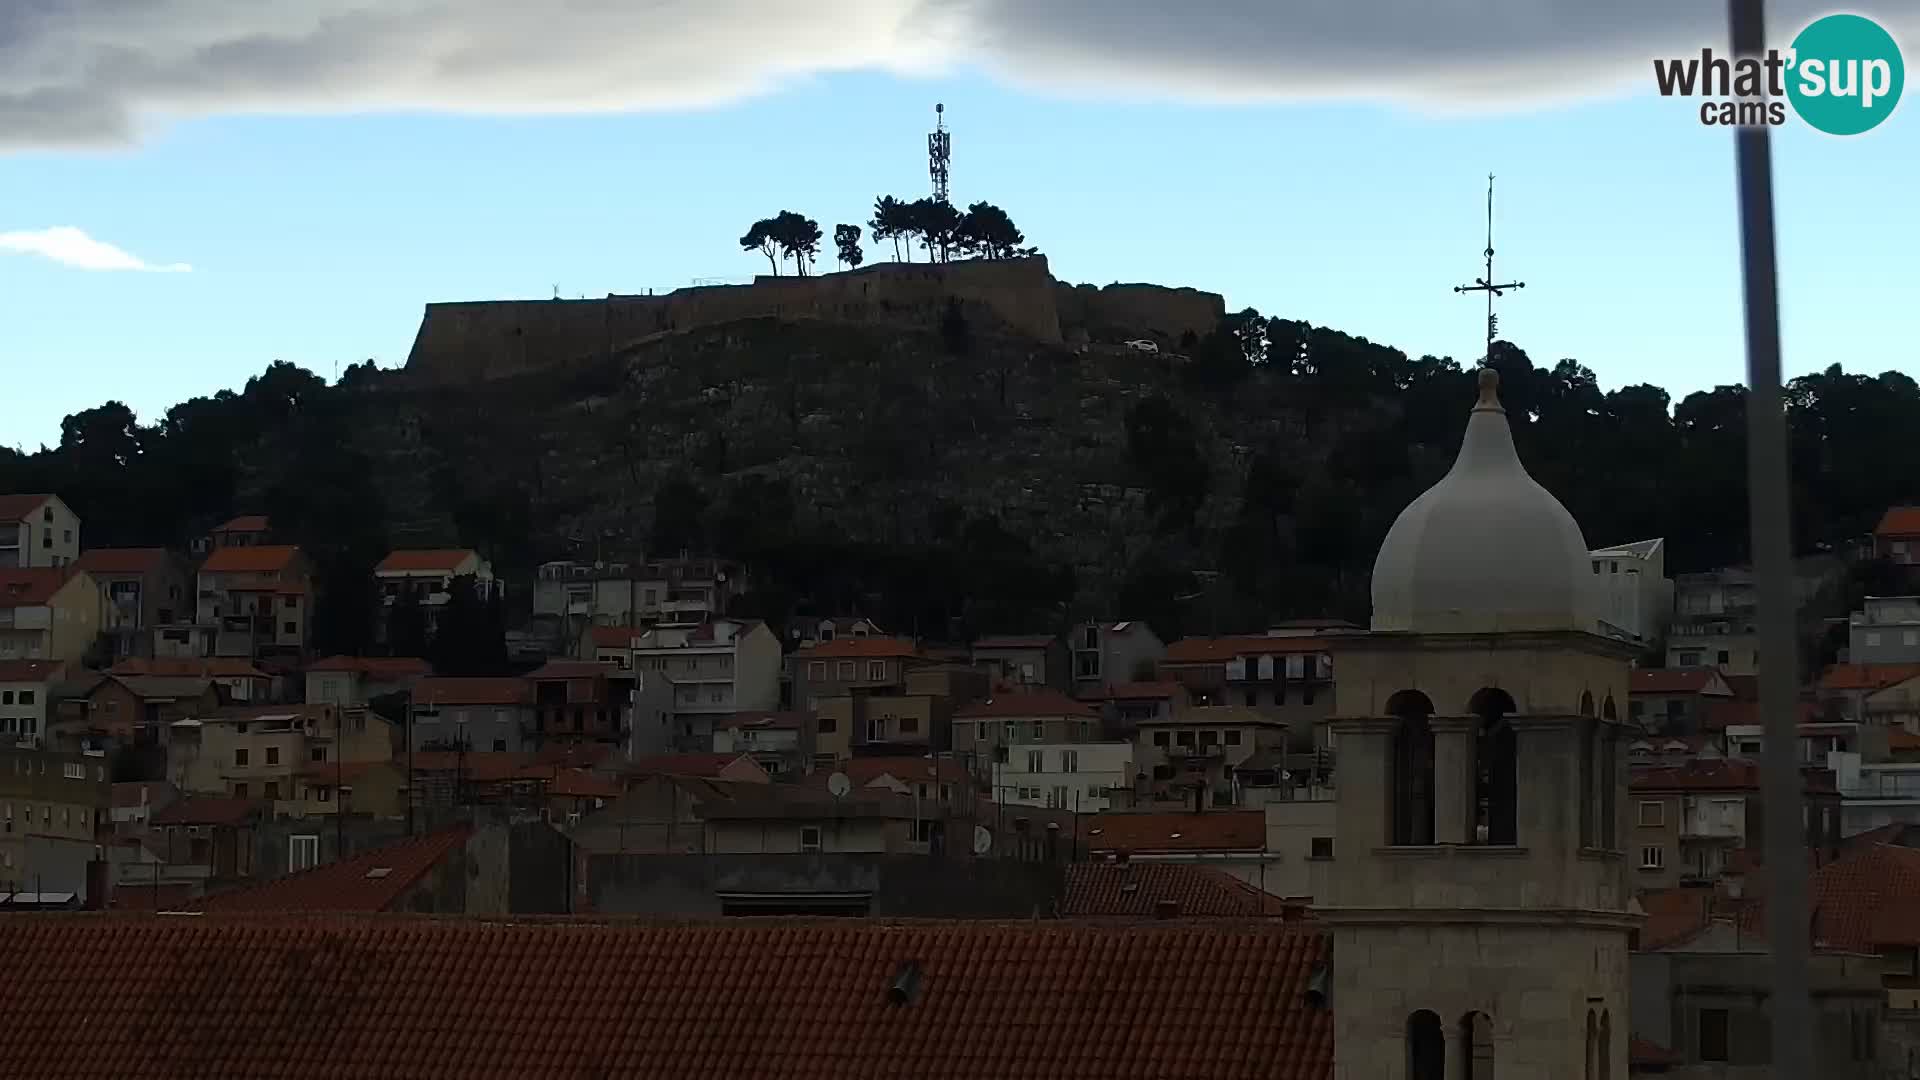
left=928, top=103, right=951, bottom=205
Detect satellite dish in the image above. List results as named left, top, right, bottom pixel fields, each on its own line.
left=827, top=772, right=852, bottom=798
left=972, top=825, right=993, bottom=856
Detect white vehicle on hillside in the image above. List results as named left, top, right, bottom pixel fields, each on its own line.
left=1123, top=339, right=1160, bottom=354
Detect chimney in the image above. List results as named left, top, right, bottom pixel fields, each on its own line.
left=1154, top=900, right=1181, bottom=920
left=83, top=858, right=110, bottom=911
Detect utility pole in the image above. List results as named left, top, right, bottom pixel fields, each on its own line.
left=1452, top=174, right=1527, bottom=365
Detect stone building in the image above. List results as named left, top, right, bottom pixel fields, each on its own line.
left=1321, top=369, right=1636, bottom=1079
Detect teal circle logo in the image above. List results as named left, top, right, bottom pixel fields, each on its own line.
left=1787, top=14, right=1904, bottom=135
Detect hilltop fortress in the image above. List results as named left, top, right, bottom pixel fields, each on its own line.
left=402, top=256, right=1225, bottom=385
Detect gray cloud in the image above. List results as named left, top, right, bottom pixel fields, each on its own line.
left=2, top=0, right=1912, bottom=146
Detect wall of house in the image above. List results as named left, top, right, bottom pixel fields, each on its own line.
left=993, top=741, right=1131, bottom=812
left=1264, top=799, right=1337, bottom=900
left=4, top=499, right=81, bottom=569
left=585, top=852, right=1065, bottom=918
left=0, top=677, right=52, bottom=745
left=705, top=816, right=895, bottom=854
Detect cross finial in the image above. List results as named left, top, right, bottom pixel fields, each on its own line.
left=1453, top=174, right=1526, bottom=366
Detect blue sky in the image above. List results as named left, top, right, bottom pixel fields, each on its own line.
left=2, top=16, right=1915, bottom=448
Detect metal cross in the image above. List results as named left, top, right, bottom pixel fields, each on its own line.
left=1452, top=173, right=1525, bottom=365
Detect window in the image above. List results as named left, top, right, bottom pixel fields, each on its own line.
left=1905, top=630, right=1919, bottom=648
left=234, top=748, right=249, bottom=767
left=1061, top=750, right=1079, bottom=773
left=1243, top=688, right=1258, bottom=707
left=265, top=746, right=279, bottom=766
left=284, top=622, right=297, bottom=635
left=1025, top=750, right=1043, bottom=773
left=1698, top=1008, right=1729, bottom=1062
left=1638, top=801, right=1664, bottom=827
left=1640, top=846, right=1665, bottom=870
left=1153, top=730, right=1170, bottom=746
left=800, top=826, right=822, bottom=852
left=836, top=661, right=855, bottom=680
left=233, top=782, right=249, bottom=799
left=1, top=692, right=9, bottom=705
left=807, top=661, right=825, bottom=680
left=1867, top=632, right=1884, bottom=647
left=289, top=834, right=320, bottom=872
left=1175, top=730, right=1195, bottom=747
left=897, top=714, right=918, bottom=734
left=1310, top=837, right=1334, bottom=859
left=1225, top=729, right=1242, bottom=746
left=62, top=763, right=83, bottom=779
left=264, top=781, right=280, bottom=800
left=310, top=746, right=325, bottom=762
left=1678, top=650, right=1702, bottom=666
left=492, top=738, right=507, bottom=751
left=1199, top=729, right=1219, bottom=747
left=315, top=786, right=332, bottom=802
left=866, top=660, right=886, bottom=680
left=283, top=595, right=298, bottom=610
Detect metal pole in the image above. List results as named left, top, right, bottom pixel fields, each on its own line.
left=1728, top=2, right=1810, bottom=1076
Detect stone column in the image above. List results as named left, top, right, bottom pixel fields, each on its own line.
left=1430, top=717, right=1476, bottom=845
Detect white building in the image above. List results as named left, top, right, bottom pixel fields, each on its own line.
left=1586, top=537, right=1672, bottom=644
left=0, top=660, right=64, bottom=748
left=0, top=495, right=80, bottom=570
left=374, top=549, right=496, bottom=640
left=991, top=740, right=1132, bottom=812
left=589, top=618, right=782, bottom=744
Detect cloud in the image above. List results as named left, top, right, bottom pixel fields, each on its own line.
left=0, top=227, right=191, bottom=272
left=1, top=1, right=1914, bottom=146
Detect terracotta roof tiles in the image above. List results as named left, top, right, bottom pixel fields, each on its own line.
left=1062, top=862, right=1286, bottom=917
left=0, top=915, right=1333, bottom=1080
left=795, top=636, right=923, bottom=660
left=149, top=797, right=266, bottom=827
left=212, top=514, right=270, bottom=533
left=413, top=676, right=530, bottom=706
left=0, top=659, right=63, bottom=682
left=1742, top=843, right=1920, bottom=952
left=971, top=635, right=1058, bottom=649
left=199, top=544, right=303, bottom=574
left=955, top=689, right=1096, bottom=719
left=376, top=548, right=481, bottom=573
left=0, top=494, right=53, bottom=523
left=1876, top=507, right=1920, bottom=537
left=1163, top=634, right=1332, bottom=664
left=73, top=547, right=172, bottom=575
left=1085, top=681, right=1188, bottom=701
left=0, top=568, right=75, bottom=607
left=628, top=752, right=758, bottom=779
left=1084, top=810, right=1266, bottom=854
left=110, top=657, right=267, bottom=680
left=196, top=827, right=472, bottom=913
left=306, top=655, right=433, bottom=677
left=1819, top=662, right=1920, bottom=692
left=1631, top=668, right=1719, bottom=695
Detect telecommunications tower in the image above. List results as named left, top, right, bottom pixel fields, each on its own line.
left=928, top=103, right=952, bottom=203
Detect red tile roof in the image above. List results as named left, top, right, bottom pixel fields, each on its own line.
left=109, top=657, right=267, bottom=680
left=516, top=767, right=623, bottom=799
left=796, top=636, right=923, bottom=660
left=1632, top=760, right=1763, bottom=792
left=628, top=753, right=759, bottom=779
left=1063, top=862, right=1285, bottom=917
left=589, top=625, right=642, bottom=649
left=199, top=544, right=303, bottom=574
left=376, top=548, right=480, bottom=573
left=1163, top=634, right=1330, bottom=665
left=109, top=882, right=199, bottom=912
left=413, top=676, right=529, bottom=706
left=1632, top=668, right=1719, bottom=695
left=838, top=756, right=973, bottom=788
left=1637, top=888, right=1717, bottom=951
left=0, top=494, right=53, bottom=523
left=1631, top=1039, right=1682, bottom=1067
left=0, top=915, right=1333, bottom=1080
left=1876, top=506, right=1920, bottom=537
left=527, top=659, right=619, bottom=680
left=1744, top=843, right=1920, bottom=952
left=955, top=689, right=1096, bottom=719
left=724, top=710, right=809, bottom=731
left=1819, top=663, right=1920, bottom=692
left=1084, top=811, right=1266, bottom=854
left=296, top=761, right=396, bottom=787
left=149, top=797, right=265, bottom=827
left=199, top=827, right=472, bottom=913
left=1085, top=681, right=1188, bottom=701
left=0, top=659, right=64, bottom=683
left=410, top=752, right=536, bottom=783
left=1890, top=729, right=1920, bottom=753
left=972, top=635, right=1058, bottom=649
left=305, top=655, right=433, bottom=677
left=1703, top=698, right=1825, bottom=731
left=0, top=567, right=74, bottom=607
left=212, top=514, right=270, bottom=533
left=73, top=547, right=172, bottom=575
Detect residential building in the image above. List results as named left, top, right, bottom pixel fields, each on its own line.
left=0, top=494, right=80, bottom=569
left=830, top=756, right=973, bottom=814
left=410, top=677, right=533, bottom=754
left=1262, top=798, right=1339, bottom=899
left=710, top=712, right=807, bottom=776
left=1830, top=750, right=1920, bottom=834
left=950, top=689, right=1101, bottom=778
left=808, top=653, right=989, bottom=763
left=628, top=751, right=771, bottom=785
left=992, top=740, right=1131, bottom=812
left=111, top=657, right=274, bottom=704
left=1667, top=558, right=1846, bottom=675
left=53, top=674, right=222, bottom=752
left=195, top=545, right=313, bottom=660
left=1158, top=632, right=1336, bottom=752
left=304, top=655, right=432, bottom=709
left=793, top=616, right=885, bottom=649
left=110, top=780, right=176, bottom=839
left=1586, top=537, right=1673, bottom=644
left=1133, top=705, right=1288, bottom=809
left=207, top=514, right=272, bottom=551
left=145, top=796, right=264, bottom=883
left=1067, top=620, right=1165, bottom=697
left=1081, top=810, right=1280, bottom=892
left=1875, top=506, right=1920, bottom=565
left=527, top=660, right=634, bottom=747
left=0, top=567, right=100, bottom=664
left=73, top=548, right=190, bottom=660
left=1083, top=681, right=1191, bottom=740
left=1628, top=760, right=1806, bottom=888
left=1060, top=861, right=1287, bottom=917
left=588, top=618, right=781, bottom=745
left=0, top=745, right=112, bottom=899
left=589, top=773, right=952, bottom=856
left=373, top=548, right=498, bottom=644
left=0, top=660, right=64, bottom=748
left=533, top=555, right=748, bottom=632
left=168, top=703, right=393, bottom=814
left=968, top=634, right=1067, bottom=691
left=288, top=759, right=410, bottom=821
left=1820, top=662, right=1920, bottom=725
left=1628, top=667, right=1735, bottom=734
left=1850, top=596, right=1920, bottom=664
left=1864, top=669, right=1920, bottom=733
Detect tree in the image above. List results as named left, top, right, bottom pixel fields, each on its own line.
left=651, top=476, right=710, bottom=556
left=955, top=201, right=1027, bottom=259
left=385, top=587, right=429, bottom=659
left=429, top=574, right=508, bottom=676
left=771, top=211, right=823, bottom=276
left=907, top=198, right=963, bottom=263
left=739, top=218, right=781, bottom=275
left=869, top=196, right=910, bottom=261
left=834, top=224, right=864, bottom=270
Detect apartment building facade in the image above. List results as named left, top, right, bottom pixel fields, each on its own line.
left=0, top=495, right=80, bottom=569
left=0, top=568, right=100, bottom=665
left=73, top=548, right=190, bottom=661
left=195, top=545, right=313, bottom=660
left=591, top=618, right=781, bottom=745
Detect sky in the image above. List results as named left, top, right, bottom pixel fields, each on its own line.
left=1, top=0, right=1916, bottom=449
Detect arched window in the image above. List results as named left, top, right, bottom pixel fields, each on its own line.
left=1388, top=691, right=1437, bottom=845
left=1599, top=1010, right=1612, bottom=1079
left=1408, top=1010, right=1446, bottom=1080
left=1602, top=694, right=1617, bottom=722
left=1578, top=716, right=1597, bottom=847
left=1599, top=719, right=1620, bottom=848
left=1469, top=688, right=1518, bottom=845
left=1579, top=690, right=1595, bottom=717
left=1585, top=1009, right=1598, bottom=1080
left=1460, top=1011, right=1495, bottom=1080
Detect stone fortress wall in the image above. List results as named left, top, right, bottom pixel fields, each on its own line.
left=403, top=255, right=1226, bottom=385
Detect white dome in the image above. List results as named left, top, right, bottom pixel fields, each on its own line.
left=1370, top=368, right=1591, bottom=634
